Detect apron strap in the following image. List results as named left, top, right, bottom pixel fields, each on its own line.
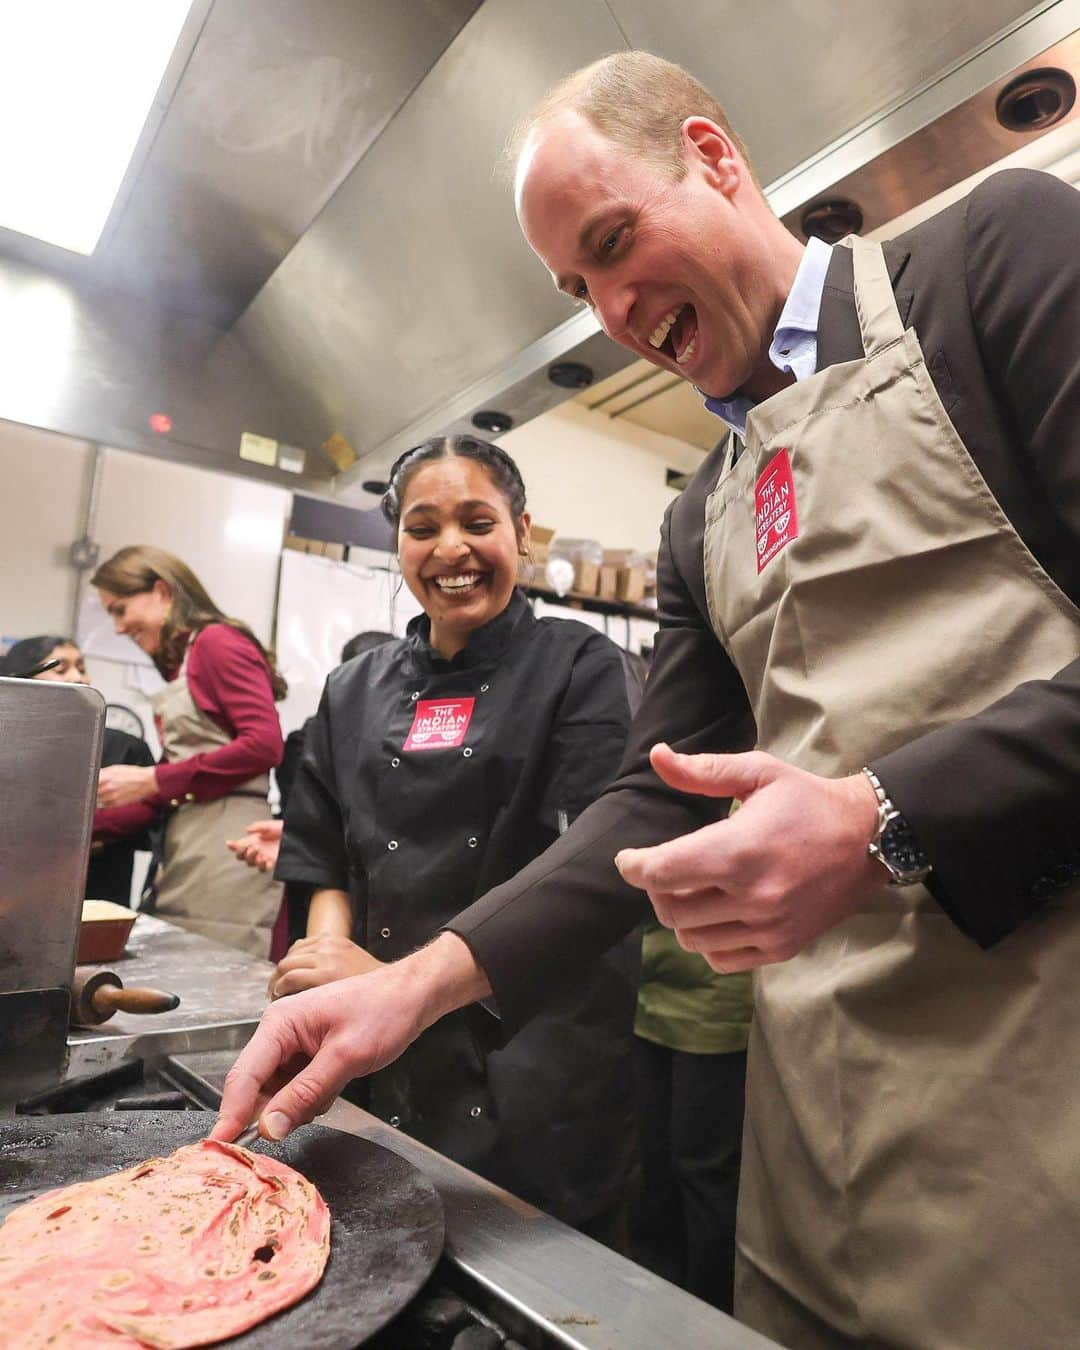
left=839, top=236, right=905, bottom=357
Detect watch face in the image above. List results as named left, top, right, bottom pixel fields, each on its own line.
left=881, top=812, right=929, bottom=876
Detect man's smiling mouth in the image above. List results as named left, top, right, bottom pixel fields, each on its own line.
left=648, top=303, right=698, bottom=366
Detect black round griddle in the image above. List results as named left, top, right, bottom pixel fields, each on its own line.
left=0, top=1111, right=444, bottom=1348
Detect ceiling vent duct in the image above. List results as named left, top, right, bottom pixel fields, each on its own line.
left=995, top=67, right=1076, bottom=132
left=548, top=361, right=594, bottom=390
left=800, top=198, right=865, bottom=243
left=471, top=410, right=514, bottom=434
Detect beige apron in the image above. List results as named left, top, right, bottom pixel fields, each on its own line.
left=702, top=237, right=1080, bottom=1349
left=150, top=644, right=281, bottom=957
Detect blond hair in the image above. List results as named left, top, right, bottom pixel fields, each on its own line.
left=507, top=51, right=757, bottom=186
left=91, top=545, right=287, bottom=700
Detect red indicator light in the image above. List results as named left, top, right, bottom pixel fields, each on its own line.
left=149, top=412, right=172, bottom=435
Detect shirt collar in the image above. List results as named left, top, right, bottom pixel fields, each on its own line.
left=702, top=235, right=833, bottom=435
left=407, top=586, right=533, bottom=671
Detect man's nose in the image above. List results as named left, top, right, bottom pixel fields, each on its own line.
left=590, top=275, right=635, bottom=345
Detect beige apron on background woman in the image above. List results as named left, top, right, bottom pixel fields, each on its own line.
left=703, top=237, right=1080, bottom=1349
left=150, top=650, right=281, bottom=958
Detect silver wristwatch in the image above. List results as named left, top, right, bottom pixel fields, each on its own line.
left=861, top=767, right=932, bottom=887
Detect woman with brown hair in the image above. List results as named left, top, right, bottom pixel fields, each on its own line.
left=91, top=546, right=286, bottom=956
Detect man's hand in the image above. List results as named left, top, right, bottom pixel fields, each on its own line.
left=227, top=819, right=283, bottom=873
left=268, top=935, right=384, bottom=1000
left=615, top=744, right=882, bottom=972
left=97, top=764, right=157, bottom=808
left=211, top=932, right=491, bottom=1143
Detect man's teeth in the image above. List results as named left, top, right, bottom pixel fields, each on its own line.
left=676, top=332, right=697, bottom=366
left=435, top=574, right=481, bottom=591
left=648, top=305, right=683, bottom=349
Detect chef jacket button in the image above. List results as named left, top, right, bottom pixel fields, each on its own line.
left=389, top=1116, right=401, bottom=1128
left=185, top=792, right=195, bottom=802
left=410, top=690, right=419, bottom=701
left=480, top=683, right=489, bottom=693
left=463, top=747, right=473, bottom=758
left=169, top=797, right=180, bottom=807
left=380, top=927, right=391, bottom=939
left=469, top=1106, right=482, bottom=1119
left=391, top=757, right=400, bottom=767
left=467, top=837, right=478, bottom=848
left=387, top=839, right=399, bottom=851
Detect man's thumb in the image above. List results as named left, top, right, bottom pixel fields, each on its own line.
left=649, top=743, right=777, bottom=799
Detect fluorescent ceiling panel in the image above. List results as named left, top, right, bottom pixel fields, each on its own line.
left=0, top=1, right=192, bottom=255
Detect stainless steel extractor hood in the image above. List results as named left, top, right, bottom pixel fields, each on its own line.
left=0, top=0, right=1074, bottom=497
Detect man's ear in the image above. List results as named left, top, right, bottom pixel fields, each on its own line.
left=681, top=117, right=741, bottom=195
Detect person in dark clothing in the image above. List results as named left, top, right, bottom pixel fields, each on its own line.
left=276, top=631, right=397, bottom=812
left=0, top=634, right=155, bottom=905
left=268, top=435, right=639, bottom=1235
left=228, top=630, right=397, bottom=958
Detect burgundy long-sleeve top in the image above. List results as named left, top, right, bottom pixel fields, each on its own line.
left=94, top=624, right=284, bottom=843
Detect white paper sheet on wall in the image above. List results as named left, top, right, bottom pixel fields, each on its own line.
left=274, top=550, right=422, bottom=736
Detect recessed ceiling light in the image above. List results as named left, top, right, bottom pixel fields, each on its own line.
left=0, top=1, right=193, bottom=255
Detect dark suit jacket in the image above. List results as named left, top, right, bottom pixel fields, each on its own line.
left=449, top=168, right=1080, bottom=1034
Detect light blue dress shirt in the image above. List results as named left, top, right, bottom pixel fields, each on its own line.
left=703, top=235, right=834, bottom=436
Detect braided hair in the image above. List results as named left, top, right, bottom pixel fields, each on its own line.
left=381, top=435, right=528, bottom=535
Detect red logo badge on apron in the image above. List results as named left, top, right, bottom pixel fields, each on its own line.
left=755, top=448, right=799, bottom=573
left=403, top=697, right=475, bottom=751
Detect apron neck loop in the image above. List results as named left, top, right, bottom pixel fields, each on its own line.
left=840, top=236, right=905, bottom=358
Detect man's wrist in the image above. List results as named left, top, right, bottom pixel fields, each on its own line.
left=861, top=766, right=932, bottom=886
left=404, top=932, right=491, bottom=1028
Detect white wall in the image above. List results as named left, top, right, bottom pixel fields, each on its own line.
left=0, top=421, right=292, bottom=751
left=499, top=400, right=702, bottom=552
left=0, top=420, right=95, bottom=642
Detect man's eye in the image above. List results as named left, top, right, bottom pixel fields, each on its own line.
left=468, top=521, right=495, bottom=533
left=405, top=527, right=434, bottom=539
left=573, top=279, right=589, bottom=301
left=600, top=226, right=623, bottom=254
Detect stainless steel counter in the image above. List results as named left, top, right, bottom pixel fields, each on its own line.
left=62, top=916, right=781, bottom=1349
left=66, top=912, right=270, bottom=1078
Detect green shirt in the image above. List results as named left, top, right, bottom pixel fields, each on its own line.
left=635, top=921, right=754, bottom=1055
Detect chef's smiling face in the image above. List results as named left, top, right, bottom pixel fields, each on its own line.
left=397, top=458, right=529, bottom=659
left=95, top=581, right=171, bottom=657
left=515, top=108, right=788, bottom=402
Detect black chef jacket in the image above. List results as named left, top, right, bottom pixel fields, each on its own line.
left=85, top=728, right=155, bottom=905
left=277, top=590, right=639, bottom=1225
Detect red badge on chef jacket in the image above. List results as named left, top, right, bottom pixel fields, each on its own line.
left=403, top=697, right=475, bottom=751
left=755, top=448, right=799, bottom=574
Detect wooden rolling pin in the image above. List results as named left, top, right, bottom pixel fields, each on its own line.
left=70, top=969, right=181, bottom=1027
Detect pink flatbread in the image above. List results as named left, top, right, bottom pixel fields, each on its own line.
left=0, top=1139, right=330, bottom=1348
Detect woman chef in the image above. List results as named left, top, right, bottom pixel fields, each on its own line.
left=91, top=546, right=286, bottom=957
left=272, top=435, right=639, bottom=1237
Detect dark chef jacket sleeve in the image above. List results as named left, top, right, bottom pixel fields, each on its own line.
left=273, top=687, right=349, bottom=894
left=446, top=501, right=756, bottom=1037
left=868, top=170, right=1080, bottom=944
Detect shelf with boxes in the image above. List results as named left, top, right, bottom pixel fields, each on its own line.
left=521, top=527, right=657, bottom=620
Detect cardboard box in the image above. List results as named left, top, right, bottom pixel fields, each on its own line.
left=598, top=565, right=618, bottom=600
left=573, top=559, right=600, bottom=595
left=530, top=525, right=555, bottom=564
left=602, top=548, right=639, bottom=567
left=283, top=533, right=309, bottom=553
left=617, top=565, right=646, bottom=604
left=322, top=541, right=346, bottom=562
